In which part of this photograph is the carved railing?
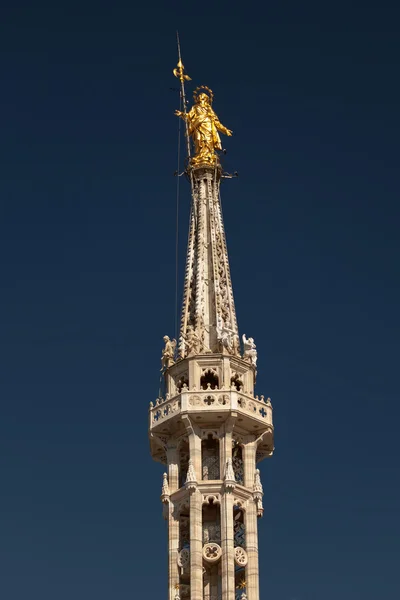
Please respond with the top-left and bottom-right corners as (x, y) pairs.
(149, 388), (273, 428)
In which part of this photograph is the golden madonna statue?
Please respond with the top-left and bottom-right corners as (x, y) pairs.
(175, 87), (232, 166)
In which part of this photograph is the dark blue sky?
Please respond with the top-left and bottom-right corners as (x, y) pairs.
(0, 1), (399, 599)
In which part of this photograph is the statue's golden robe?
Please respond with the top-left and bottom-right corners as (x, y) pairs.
(185, 102), (230, 165)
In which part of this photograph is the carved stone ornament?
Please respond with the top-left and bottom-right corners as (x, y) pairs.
(253, 468), (264, 517)
(177, 548), (190, 569)
(185, 458), (197, 491)
(224, 457), (236, 491)
(189, 395), (202, 407)
(253, 469), (263, 495)
(234, 546), (248, 567)
(255, 495), (264, 518)
(202, 542), (222, 563)
(161, 472), (170, 503)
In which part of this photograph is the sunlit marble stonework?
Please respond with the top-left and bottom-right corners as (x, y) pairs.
(149, 55), (274, 600)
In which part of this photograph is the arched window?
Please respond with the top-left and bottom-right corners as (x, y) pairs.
(230, 373), (243, 391)
(201, 369), (219, 390)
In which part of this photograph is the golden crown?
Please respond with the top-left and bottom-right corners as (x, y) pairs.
(193, 85), (214, 104)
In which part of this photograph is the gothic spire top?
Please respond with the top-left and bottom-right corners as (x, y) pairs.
(171, 45), (241, 359)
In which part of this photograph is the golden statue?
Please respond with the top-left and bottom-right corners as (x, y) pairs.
(175, 86), (232, 166)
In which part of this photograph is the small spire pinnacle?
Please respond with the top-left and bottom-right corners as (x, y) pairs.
(253, 468), (263, 495)
(225, 457), (236, 491)
(161, 472), (170, 502)
(185, 458), (197, 491)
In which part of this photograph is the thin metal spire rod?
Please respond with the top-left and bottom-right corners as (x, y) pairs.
(176, 31), (192, 163)
(174, 31), (197, 262)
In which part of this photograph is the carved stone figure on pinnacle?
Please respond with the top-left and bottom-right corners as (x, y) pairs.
(242, 334), (257, 367)
(175, 86), (232, 166)
(161, 335), (176, 371)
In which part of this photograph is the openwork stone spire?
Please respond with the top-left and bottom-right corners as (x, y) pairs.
(179, 165), (239, 358)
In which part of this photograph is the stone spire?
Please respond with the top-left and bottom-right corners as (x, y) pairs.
(178, 165), (240, 358)
(149, 50), (274, 600)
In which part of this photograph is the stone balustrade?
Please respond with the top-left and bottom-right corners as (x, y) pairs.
(149, 389), (273, 429)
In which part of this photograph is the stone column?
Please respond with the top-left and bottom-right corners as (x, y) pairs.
(182, 417), (203, 600)
(245, 499), (259, 600)
(221, 490), (234, 600)
(167, 445), (180, 600)
(242, 437), (256, 489)
(242, 437), (258, 600)
(168, 501), (180, 600)
(167, 444), (179, 493)
(190, 488), (203, 600)
(221, 417), (235, 600)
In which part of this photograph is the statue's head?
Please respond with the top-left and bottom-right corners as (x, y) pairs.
(197, 92), (210, 105)
(163, 335), (169, 342)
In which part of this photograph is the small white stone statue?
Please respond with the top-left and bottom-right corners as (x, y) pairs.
(216, 314), (234, 352)
(253, 468), (264, 517)
(178, 335), (186, 359)
(185, 325), (202, 356)
(161, 335), (176, 371)
(242, 334), (257, 367)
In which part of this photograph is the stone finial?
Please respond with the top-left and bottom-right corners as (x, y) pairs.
(255, 495), (264, 518)
(185, 459), (197, 491)
(224, 457), (236, 491)
(161, 472), (170, 503)
(253, 468), (263, 495)
(253, 469), (264, 517)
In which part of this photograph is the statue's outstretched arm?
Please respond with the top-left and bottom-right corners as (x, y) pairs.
(174, 110), (187, 120)
(214, 116), (233, 137)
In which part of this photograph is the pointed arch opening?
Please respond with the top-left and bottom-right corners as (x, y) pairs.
(201, 369), (219, 390)
(202, 434), (220, 480)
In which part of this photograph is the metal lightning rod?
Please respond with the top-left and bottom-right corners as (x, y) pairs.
(174, 31), (192, 163)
